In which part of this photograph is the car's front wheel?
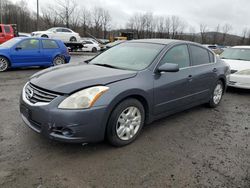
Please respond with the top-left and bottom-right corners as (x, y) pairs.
(53, 56), (66, 66)
(0, 56), (9, 72)
(106, 98), (145, 147)
(208, 80), (224, 108)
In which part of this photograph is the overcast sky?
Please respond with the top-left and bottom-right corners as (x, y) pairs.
(10, 0), (250, 35)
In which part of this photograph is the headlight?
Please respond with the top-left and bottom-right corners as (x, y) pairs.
(58, 86), (109, 109)
(235, 69), (250, 75)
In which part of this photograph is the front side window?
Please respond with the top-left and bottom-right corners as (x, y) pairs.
(90, 42), (164, 71)
(42, 40), (59, 49)
(16, 39), (39, 50)
(190, 45), (210, 66)
(56, 29), (63, 32)
(159, 44), (190, 68)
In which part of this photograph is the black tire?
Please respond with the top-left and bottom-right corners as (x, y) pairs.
(41, 34), (49, 38)
(0, 56), (10, 72)
(106, 98), (145, 147)
(208, 80), (224, 108)
(70, 37), (77, 42)
(92, 47), (97, 53)
(53, 56), (66, 66)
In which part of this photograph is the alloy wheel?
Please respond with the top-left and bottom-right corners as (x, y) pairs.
(0, 57), (9, 72)
(213, 83), (223, 104)
(116, 106), (142, 141)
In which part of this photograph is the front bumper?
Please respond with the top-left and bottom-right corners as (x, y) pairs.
(20, 92), (108, 143)
(228, 74), (250, 89)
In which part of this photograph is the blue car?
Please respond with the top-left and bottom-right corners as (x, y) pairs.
(0, 37), (71, 72)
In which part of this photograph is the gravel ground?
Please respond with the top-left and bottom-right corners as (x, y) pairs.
(0, 55), (249, 188)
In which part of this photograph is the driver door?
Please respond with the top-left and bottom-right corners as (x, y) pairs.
(153, 44), (194, 115)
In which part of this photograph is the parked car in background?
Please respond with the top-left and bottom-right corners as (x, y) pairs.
(20, 39), (229, 146)
(0, 24), (15, 44)
(31, 27), (81, 42)
(220, 46), (250, 89)
(0, 37), (70, 72)
(18, 32), (31, 37)
(82, 39), (101, 52)
(203, 44), (223, 54)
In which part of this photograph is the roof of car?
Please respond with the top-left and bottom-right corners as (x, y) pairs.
(232, 46), (250, 49)
(128, 39), (193, 45)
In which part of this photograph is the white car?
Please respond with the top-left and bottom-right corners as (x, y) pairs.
(82, 40), (101, 52)
(220, 46), (250, 89)
(31, 27), (81, 42)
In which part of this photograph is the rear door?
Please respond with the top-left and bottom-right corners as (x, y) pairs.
(41, 39), (60, 64)
(188, 44), (217, 101)
(10, 39), (44, 66)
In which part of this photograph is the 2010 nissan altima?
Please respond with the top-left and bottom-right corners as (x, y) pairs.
(20, 39), (230, 147)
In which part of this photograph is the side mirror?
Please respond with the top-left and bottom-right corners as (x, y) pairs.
(15, 47), (22, 51)
(157, 63), (179, 73)
(53, 30), (56, 33)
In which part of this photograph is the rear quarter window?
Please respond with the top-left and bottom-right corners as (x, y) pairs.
(4, 26), (11, 33)
(42, 40), (59, 49)
(190, 45), (210, 66)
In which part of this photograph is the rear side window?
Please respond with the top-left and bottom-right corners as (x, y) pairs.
(4, 26), (11, 33)
(190, 45), (210, 66)
(159, 44), (190, 68)
(62, 29), (71, 33)
(42, 40), (59, 49)
(17, 39), (39, 50)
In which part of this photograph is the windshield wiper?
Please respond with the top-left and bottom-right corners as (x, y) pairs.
(93, 63), (120, 69)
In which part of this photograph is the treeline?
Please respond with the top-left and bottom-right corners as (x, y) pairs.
(1, 0), (250, 46)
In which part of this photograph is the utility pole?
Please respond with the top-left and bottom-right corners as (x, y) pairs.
(37, 0), (39, 30)
(0, 0), (3, 24)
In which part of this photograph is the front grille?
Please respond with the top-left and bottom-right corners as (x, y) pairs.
(25, 83), (59, 104)
(231, 69), (238, 74)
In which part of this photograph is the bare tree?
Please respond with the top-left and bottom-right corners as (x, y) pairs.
(213, 24), (220, 44)
(200, 24), (208, 44)
(101, 10), (111, 39)
(222, 24), (232, 45)
(55, 0), (77, 28)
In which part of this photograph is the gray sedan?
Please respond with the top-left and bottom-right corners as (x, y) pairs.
(20, 39), (230, 147)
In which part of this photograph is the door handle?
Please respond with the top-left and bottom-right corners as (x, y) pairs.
(213, 68), (217, 72)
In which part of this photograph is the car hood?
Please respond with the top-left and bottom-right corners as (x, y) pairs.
(223, 59), (250, 71)
(29, 63), (137, 94)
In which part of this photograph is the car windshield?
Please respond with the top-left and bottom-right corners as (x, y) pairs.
(90, 42), (164, 71)
(220, 48), (250, 61)
(47, 28), (56, 31)
(0, 38), (22, 48)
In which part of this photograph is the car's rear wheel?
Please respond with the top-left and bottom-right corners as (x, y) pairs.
(41, 34), (49, 38)
(208, 80), (224, 108)
(92, 47), (97, 53)
(70, 37), (77, 42)
(106, 99), (145, 147)
(53, 56), (66, 66)
(0, 56), (9, 72)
